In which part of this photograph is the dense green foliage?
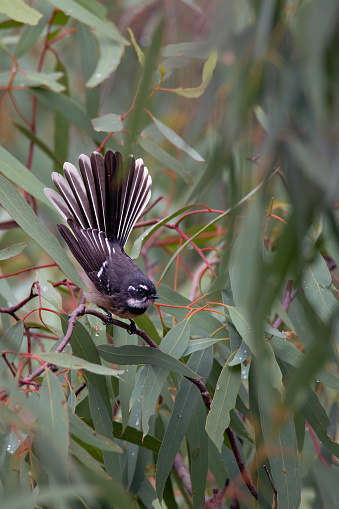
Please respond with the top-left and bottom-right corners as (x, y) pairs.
(0, 1), (338, 508)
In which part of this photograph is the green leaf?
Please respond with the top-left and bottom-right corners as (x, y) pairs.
(0, 145), (53, 207)
(0, 322), (24, 372)
(86, 35), (124, 88)
(138, 137), (194, 184)
(170, 49), (217, 98)
(77, 23), (100, 118)
(70, 438), (110, 479)
(254, 104), (269, 132)
(0, 0), (42, 25)
(0, 175), (85, 289)
(227, 340), (251, 366)
(46, 0), (128, 44)
(127, 27), (145, 67)
(258, 384), (301, 509)
(0, 242), (27, 260)
(312, 463), (339, 508)
(271, 336), (339, 390)
(88, 385), (122, 481)
(113, 326), (137, 430)
(205, 351), (241, 452)
(228, 306), (283, 390)
(148, 113), (204, 162)
(187, 398), (208, 509)
(38, 352), (124, 376)
(280, 361), (339, 460)
(98, 344), (200, 379)
(156, 347), (213, 500)
(32, 87), (101, 141)
(37, 272), (62, 310)
(66, 318), (123, 481)
(156, 284), (223, 335)
(35, 370), (70, 482)
(130, 205), (194, 259)
(69, 410), (122, 452)
(112, 422), (161, 453)
(135, 320), (191, 436)
(162, 42), (211, 58)
(14, 122), (63, 167)
(14, 1), (54, 57)
(160, 320), (191, 357)
(183, 337), (222, 356)
(61, 315), (113, 414)
(92, 113), (123, 133)
(302, 254), (337, 322)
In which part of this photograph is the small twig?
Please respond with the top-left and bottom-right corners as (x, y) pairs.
(306, 421), (327, 467)
(272, 280), (298, 330)
(189, 258), (220, 301)
(173, 453), (192, 496)
(19, 298), (87, 385)
(225, 428), (258, 500)
(13, 297), (258, 501)
(263, 465), (277, 509)
(0, 220), (18, 230)
(0, 285), (37, 317)
(84, 309), (160, 349)
(204, 479), (229, 508)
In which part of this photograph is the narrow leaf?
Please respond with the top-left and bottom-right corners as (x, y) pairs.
(0, 0), (42, 25)
(0, 175), (85, 289)
(0, 242), (27, 260)
(98, 344), (201, 379)
(149, 113), (204, 161)
(128, 27), (145, 67)
(0, 322), (24, 372)
(170, 49), (217, 98)
(187, 397), (208, 508)
(138, 137), (193, 184)
(302, 254), (337, 322)
(0, 145), (53, 207)
(69, 411), (121, 452)
(205, 352), (241, 452)
(86, 35), (124, 88)
(38, 352), (124, 377)
(92, 113), (123, 133)
(156, 347), (213, 500)
(46, 0), (128, 44)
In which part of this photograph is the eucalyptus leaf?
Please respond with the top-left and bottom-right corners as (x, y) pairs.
(0, 175), (85, 289)
(0, 0), (42, 25)
(149, 114), (204, 161)
(0, 242), (27, 260)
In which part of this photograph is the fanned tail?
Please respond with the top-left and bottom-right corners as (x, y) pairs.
(44, 150), (152, 248)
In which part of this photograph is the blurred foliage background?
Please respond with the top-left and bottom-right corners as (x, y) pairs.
(0, 0), (339, 508)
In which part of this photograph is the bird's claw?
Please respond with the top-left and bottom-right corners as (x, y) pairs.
(99, 307), (113, 326)
(128, 319), (136, 335)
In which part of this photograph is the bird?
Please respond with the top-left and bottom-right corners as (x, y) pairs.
(44, 150), (158, 330)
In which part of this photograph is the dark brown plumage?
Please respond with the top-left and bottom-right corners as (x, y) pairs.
(44, 150), (158, 320)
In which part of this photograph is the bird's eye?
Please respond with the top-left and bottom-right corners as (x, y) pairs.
(137, 287), (145, 295)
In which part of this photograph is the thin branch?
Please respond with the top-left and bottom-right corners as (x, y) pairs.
(173, 453), (192, 496)
(225, 428), (258, 500)
(272, 280), (298, 330)
(263, 465), (277, 509)
(13, 298), (258, 500)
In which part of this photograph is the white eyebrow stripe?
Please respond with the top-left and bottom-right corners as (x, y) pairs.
(139, 284), (148, 290)
(128, 285), (136, 291)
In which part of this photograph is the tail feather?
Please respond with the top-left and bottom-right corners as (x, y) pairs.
(44, 150), (152, 250)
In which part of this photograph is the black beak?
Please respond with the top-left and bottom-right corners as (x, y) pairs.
(152, 294), (159, 299)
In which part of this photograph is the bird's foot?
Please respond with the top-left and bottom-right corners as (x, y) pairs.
(99, 307), (113, 325)
(128, 319), (136, 335)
